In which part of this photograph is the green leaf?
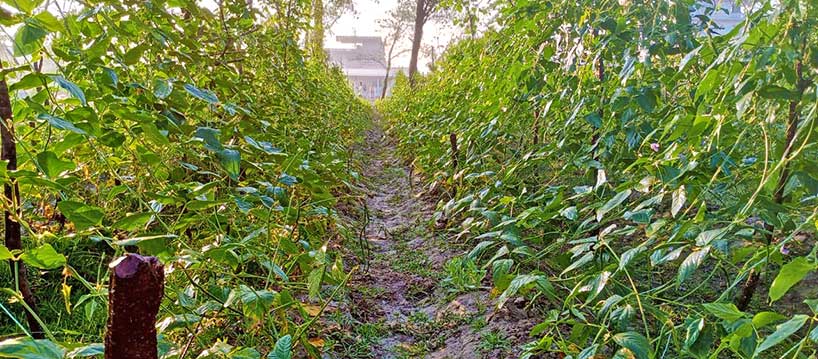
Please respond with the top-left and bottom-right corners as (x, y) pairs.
(769, 257), (815, 303)
(153, 78), (173, 99)
(99, 130), (126, 148)
(52, 76), (87, 106)
(619, 246), (645, 270)
(560, 206), (577, 220)
(612, 331), (651, 359)
(244, 136), (284, 155)
(2, 0), (45, 13)
(66, 343), (103, 358)
(597, 189), (632, 221)
(57, 200), (104, 230)
(562, 251), (594, 275)
(577, 345), (598, 359)
(20, 244), (66, 270)
(810, 326), (818, 343)
(0, 245), (14, 260)
(139, 122), (170, 146)
(684, 318), (704, 349)
(636, 88), (657, 113)
(623, 209), (653, 224)
(677, 247), (709, 285)
(113, 213), (153, 231)
(752, 311), (786, 328)
(754, 315), (808, 355)
(307, 266), (324, 300)
(10, 73), (50, 92)
(230, 285), (276, 322)
(112, 234), (177, 247)
(13, 23), (46, 56)
(219, 149), (241, 180)
(678, 45), (701, 71)
(194, 127), (223, 151)
(122, 43), (148, 65)
(267, 335), (291, 359)
(0, 337), (64, 359)
(156, 314), (201, 332)
(36, 151), (75, 178)
(230, 348), (261, 359)
(38, 113), (87, 135)
(497, 274), (551, 308)
(184, 83), (219, 104)
(584, 112), (601, 128)
(758, 85), (797, 100)
(694, 227), (728, 247)
(30, 12), (61, 32)
(671, 186), (685, 218)
(702, 302), (744, 321)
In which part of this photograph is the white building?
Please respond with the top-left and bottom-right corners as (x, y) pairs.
(326, 36), (405, 101)
(694, 0), (753, 34)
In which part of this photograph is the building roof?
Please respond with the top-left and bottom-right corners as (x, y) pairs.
(326, 35), (386, 71)
(343, 68), (406, 78)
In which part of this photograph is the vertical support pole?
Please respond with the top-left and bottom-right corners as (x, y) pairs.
(408, 164), (414, 194)
(449, 132), (458, 171)
(0, 62), (43, 338)
(105, 254), (164, 359)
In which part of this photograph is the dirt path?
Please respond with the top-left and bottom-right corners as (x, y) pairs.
(326, 122), (536, 358)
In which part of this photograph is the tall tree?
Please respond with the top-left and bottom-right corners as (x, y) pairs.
(324, 0), (356, 30)
(310, 0), (326, 60)
(378, 2), (414, 98)
(408, 0), (439, 83)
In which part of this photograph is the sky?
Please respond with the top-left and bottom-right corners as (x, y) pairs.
(327, 0), (455, 70)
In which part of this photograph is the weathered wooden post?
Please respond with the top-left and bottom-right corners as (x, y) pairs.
(105, 254), (164, 359)
(449, 132), (459, 171)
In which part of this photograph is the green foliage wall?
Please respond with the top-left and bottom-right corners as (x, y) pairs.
(381, 0), (818, 357)
(0, 0), (369, 357)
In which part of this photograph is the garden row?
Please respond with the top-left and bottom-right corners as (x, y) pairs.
(0, 0), (369, 357)
(380, 0), (818, 357)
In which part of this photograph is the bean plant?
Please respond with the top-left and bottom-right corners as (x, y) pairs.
(381, 0), (818, 357)
(0, 0), (369, 357)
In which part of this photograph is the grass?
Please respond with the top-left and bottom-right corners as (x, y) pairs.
(470, 317), (487, 332)
(324, 314), (386, 358)
(477, 330), (511, 354)
(356, 284), (386, 301)
(441, 257), (486, 296)
(388, 241), (439, 280)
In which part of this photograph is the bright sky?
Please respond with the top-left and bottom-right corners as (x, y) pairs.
(327, 0), (455, 71)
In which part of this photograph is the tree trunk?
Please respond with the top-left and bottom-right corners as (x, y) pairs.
(105, 254), (164, 359)
(408, 0), (425, 84)
(735, 59), (805, 311)
(310, 0), (325, 60)
(0, 65), (43, 339)
(381, 40), (397, 99)
(381, 61), (392, 99)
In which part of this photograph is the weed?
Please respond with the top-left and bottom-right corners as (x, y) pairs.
(470, 317), (487, 332)
(441, 257), (486, 295)
(477, 330), (511, 354)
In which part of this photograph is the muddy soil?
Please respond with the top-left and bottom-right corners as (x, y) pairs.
(323, 123), (538, 359)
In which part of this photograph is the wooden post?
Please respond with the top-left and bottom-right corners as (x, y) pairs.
(105, 254), (164, 359)
(408, 164), (414, 194)
(1, 62), (43, 338)
(449, 132), (458, 171)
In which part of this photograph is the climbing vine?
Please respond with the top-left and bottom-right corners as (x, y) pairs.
(0, 0), (369, 357)
(382, 0), (818, 357)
